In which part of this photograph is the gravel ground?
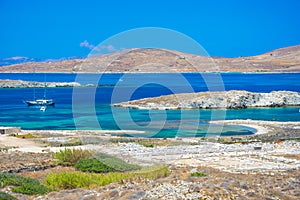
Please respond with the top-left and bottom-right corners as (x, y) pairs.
(1, 120), (299, 199)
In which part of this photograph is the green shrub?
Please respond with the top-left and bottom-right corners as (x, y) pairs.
(75, 156), (141, 173)
(75, 158), (115, 173)
(52, 148), (92, 166)
(0, 191), (16, 200)
(12, 181), (49, 195)
(190, 171), (207, 177)
(0, 172), (49, 195)
(93, 153), (141, 172)
(46, 165), (170, 190)
(45, 171), (99, 190)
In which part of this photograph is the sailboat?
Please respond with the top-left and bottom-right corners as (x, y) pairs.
(25, 98), (55, 106)
(25, 74), (55, 106)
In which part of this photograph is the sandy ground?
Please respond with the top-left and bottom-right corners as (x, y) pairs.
(211, 119), (271, 135)
(0, 129), (145, 153)
(1, 120), (299, 172)
(212, 119), (300, 135)
(0, 134), (45, 152)
(1, 119), (300, 153)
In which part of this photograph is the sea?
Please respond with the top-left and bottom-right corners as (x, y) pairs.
(0, 73), (299, 138)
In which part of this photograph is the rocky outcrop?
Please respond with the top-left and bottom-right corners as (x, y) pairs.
(0, 79), (81, 88)
(113, 90), (300, 109)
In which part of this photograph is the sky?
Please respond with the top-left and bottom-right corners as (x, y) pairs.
(0, 0), (300, 60)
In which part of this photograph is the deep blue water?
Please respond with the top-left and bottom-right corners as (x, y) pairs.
(1, 73), (300, 92)
(0, 73), (299, 138)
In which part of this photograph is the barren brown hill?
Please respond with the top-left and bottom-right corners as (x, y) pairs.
(1, 45), (300, 73)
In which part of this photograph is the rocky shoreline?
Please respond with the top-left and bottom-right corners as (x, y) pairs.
(0, 79), (81, 88)
(113, 90), (300, 109)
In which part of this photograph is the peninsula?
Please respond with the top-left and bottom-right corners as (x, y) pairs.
(113, 90), (300, 109)
(0, 79), (81, 88)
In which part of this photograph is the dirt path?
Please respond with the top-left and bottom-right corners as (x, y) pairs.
(0, 135), (45, 153)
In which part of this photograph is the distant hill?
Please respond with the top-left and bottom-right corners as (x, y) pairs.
(0, 57), (38, 66)
(0, 45), (299, 73)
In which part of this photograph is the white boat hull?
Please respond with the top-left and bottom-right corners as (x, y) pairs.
(25, 99), (55, 106)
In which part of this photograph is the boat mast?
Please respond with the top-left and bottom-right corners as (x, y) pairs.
(33, 67), (36, 100)
(43, 73), (47, 99)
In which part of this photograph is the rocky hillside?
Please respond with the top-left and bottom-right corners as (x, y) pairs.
(113, 90), (300, 109)
(0, 45), (300, 73)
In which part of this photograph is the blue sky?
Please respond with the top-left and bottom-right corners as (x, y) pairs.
(1, 0), (300, 60)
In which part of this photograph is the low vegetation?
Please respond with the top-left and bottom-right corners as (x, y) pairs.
(52, 148), (92, 166)
(74, 158), (115, 173)
(16, 133), (37, 139)
(75, 156), (141, 173)
(49, 140), (83, 147)
(136, 140), (155, 147)
(53, 149), (141, 172)
(0, 191), (16, 200)
(109, 137), (190, 147)
(190, 171), (207, 177)
(0, 149), (170, 196)
(45, 165), (170, 190)
(0, 172), (49, 195)
(93, 152), (141, 172)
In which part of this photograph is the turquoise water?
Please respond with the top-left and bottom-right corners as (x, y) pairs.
(0, 73), (299, 137)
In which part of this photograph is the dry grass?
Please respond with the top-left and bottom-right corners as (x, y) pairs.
(16, 133), (37, 139)
(19, 166), (75, 182)
(10, 163), (300, 199)
(274, 154), (300, 160)
(165, 165), (300, 199)
(110, 137), (192, 147)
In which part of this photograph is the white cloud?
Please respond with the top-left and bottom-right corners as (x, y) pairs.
(94, 44), (117, 52)
(106, 45), (116, 52)
(80, 40), (118, 53)
(79, 40), (118, 54)
(3, 56), (29, 61)
(80, 40), (95, 50)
